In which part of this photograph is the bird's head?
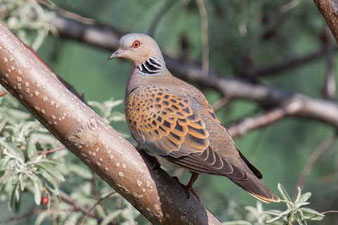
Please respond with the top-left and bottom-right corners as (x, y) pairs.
(108, 33), (164, 66)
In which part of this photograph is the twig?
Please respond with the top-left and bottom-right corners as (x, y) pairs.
(295, 134), (336, 193)
(212, 96), (231, 112)
(148, 0), (176, 36)
(59, 191), (98, 219)
(90, 172), (108, 215)
(280, 0), (302, 13)
(60, 191), (116, 225)
(195, 0), (209, 76)
(237, 47), (337, 78)
(0, 90), (7, 97)
(322, 210), (338, 214)
(0, 208), (47, 225)
(322, 26), (336, 100)
(37, 0), (95, 25)
(227, 105), (299, 138)
(39, 146), (65, 156)
(78, 191), (116, 225)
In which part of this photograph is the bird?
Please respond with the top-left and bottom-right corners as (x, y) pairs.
(108, 33), (280, 203)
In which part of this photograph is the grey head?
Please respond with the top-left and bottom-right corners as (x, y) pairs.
(108, 33), (166, 76)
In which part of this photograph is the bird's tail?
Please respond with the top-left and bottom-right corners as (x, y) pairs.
(226, 154), (279, 203)
(233, 151), (280, 203)
(231, 174), (280, 203)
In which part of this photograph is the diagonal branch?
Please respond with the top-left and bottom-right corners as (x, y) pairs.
(314, 0), (338, 43)
(295, 133), (336, 191)
(237, 46), (337, 78)
(47, 12), (338, 130)
(227, 107), (289, 138)
(0, 23), (221, 225)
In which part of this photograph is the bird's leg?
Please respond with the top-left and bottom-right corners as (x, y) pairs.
(172, 172), (200, 201)
(184, 172), (200, 201)
(136, 145), (161, 170)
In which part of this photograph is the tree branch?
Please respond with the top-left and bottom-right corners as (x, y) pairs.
(148, 0), (176, 36)
(322, 26), (336, 100)
(50, 12), (335, 78)
(195, 0), (209, 75)
(295, 133), (336, 193)
(78, 191), (116, 225)
(227, 107), (288, 138)
(59, 191), (99, 220)
(314, 0), (338, 43)
(47, 12), (338, 130)
(238, 46), (337, 78)
(0, 23), (221, 225)
(0, 90), (7, 97)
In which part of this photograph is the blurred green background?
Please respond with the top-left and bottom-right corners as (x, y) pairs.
(1, 0), (338, 224)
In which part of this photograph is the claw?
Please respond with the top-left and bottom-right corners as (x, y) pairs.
(172, 173), (201, 202)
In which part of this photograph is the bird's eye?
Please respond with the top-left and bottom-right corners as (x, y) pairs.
(131, 40), (141, 48)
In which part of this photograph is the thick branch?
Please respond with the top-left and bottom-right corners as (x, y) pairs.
(0, 23), (221, 225)
(49, 13), (338, 130)
(314, 0), (338, 43)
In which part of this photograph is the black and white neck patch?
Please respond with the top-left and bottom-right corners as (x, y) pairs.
(138, 57), (163, 75)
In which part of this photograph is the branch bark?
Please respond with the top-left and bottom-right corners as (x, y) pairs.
(314, 0), (338, 43)
(227, 107), (288, 138)
(0, 23), (221, 225)
(48, 13), (338, 130)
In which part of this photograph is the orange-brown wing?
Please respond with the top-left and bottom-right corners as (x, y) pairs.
(125, 86), (209, 157)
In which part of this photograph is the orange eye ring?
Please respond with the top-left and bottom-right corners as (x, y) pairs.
(132, 40), (141, 48)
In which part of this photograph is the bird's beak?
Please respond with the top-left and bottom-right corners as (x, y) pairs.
(108, 48), (125, 60)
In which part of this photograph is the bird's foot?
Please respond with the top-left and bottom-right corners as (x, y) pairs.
(171, 174), (201, 202)
(184, 185), (201, 202)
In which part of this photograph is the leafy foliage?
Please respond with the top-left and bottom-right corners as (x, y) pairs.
(0, 91), (141, 224)
(0, 0), (56, 50)
(0, 90), (64, 208)
(224, 184), (324, 225)
(88, 98), (125, 125)
(265, 184), (324, 225)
